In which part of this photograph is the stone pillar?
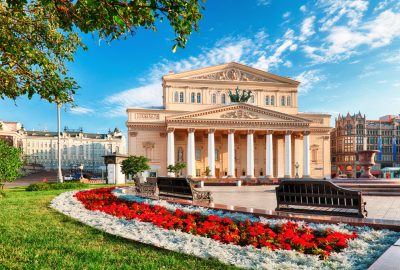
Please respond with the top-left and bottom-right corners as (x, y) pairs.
(284, 131), (292, 178)
(207, 129), (215, 177)
(187, 128), (196, 177)
(247, 130), (255, 178)
(265, 130), (274, 178)
(303, 131), (310, 178)
(227, 129), (235, 177)
(167, 128), (175, 176)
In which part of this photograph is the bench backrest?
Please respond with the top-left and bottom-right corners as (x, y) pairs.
(157, 177), (193, 200)
(276, 180), (362, 210)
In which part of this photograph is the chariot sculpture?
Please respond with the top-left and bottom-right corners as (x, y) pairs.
(228, 86), (252, 103)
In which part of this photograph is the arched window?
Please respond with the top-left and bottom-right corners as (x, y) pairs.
(287, 96), (291, 106)
(221, 94), (226, 104)
(179, 92), (184, 103)
(265, 96), (269, 106)
(346, 124), (352, 135)
(174, 92), (179, 103)
(250, 95), (255, 103)
(191, 93), (195, 103)
(271, 96), (275, 105)
(211, 93), (216, 104)
(281, 96), (285, 106)
(197, 93), (201, 103)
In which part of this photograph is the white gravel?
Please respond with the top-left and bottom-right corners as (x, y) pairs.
(50, 189), (400, 270)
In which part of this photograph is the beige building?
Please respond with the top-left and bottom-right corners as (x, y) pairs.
(126, 62), (331, 179)
(0, 121), (25, 148)
(22, 128), (126, 172)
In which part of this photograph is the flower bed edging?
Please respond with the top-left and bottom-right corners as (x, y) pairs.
(50, 189), (400, 270)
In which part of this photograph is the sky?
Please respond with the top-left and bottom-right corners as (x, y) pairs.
(1, 0), (400, 135)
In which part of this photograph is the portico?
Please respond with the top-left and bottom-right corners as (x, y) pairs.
(126, 62), (331, 179)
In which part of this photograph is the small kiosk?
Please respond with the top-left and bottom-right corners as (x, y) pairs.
(103, 153), (128, 184)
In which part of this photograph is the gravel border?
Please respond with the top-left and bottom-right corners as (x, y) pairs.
(50, 190), (400, 269)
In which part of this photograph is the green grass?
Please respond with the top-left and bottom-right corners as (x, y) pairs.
(0, 186), (239, 270)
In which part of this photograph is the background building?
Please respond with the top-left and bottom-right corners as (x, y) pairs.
(0, 121), (126, 173)
(127, 62), (332, 179)
(23, 127), (126, 173)
(331, 113), (400, 178)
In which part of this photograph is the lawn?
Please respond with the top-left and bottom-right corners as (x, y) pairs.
(0, 186), (239, 270)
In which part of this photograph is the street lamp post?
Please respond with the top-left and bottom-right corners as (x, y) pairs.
(79, 163), (84, 180)
(295, 162), (299, 178)
(57, 102), (63, 183)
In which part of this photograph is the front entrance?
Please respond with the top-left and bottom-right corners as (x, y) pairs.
(215, 168), (220, 178)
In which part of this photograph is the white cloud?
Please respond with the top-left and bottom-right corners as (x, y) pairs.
(257, 0), (270, 6)
(300, 5), (307, 12)
(294, 70), (324, 94)
(300, 16), (316, 41)
(382, 50), (400, 64)
(305, 10), (400, 63)
(283, 12), (291, 18)
(69, 107), (94, 115)
(104, 83), (163, 117)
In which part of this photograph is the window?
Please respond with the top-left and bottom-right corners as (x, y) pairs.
(211, 94), (216, 104)
(287, 96), (291, 106)
(215, 149), (219, 161)
(346, 124), (352, 135)
(174, 92), (179, 103)
(221, 94), (226, 104)
(271, 96), (275, 105)
(115, 146), (119, 154)
(191, 93), (195, 103)
(281, 96), (285, 106)
(196, 93), (201, 103)
(179, 92), (184, 103)
(265, 96), (269, 106)
(195, 148), (201, 160)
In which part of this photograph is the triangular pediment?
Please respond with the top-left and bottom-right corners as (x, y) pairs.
(167, 103), (311, 123)
(163, 62), (299, 85)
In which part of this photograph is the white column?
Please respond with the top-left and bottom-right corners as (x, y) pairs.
(227, 129), (235, 177)
(266, 131), (273, 178)
(247, 130), (254, 178)
(303, 131), (310, 178)
(167, 128), (175, 176)
(207, 129), (215, 177)
(284, 131), (292, 178)
(187, 128), (196, 177)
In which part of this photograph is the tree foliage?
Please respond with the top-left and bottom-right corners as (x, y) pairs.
(0, 140), (23, 190)
(121, 155), (150, 177)
(167, 162), (186, 176)
(0, 0), (204, 104)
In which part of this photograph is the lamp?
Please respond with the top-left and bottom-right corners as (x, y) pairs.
(79, 163), (84, 180)
(295, 162), (299, 178)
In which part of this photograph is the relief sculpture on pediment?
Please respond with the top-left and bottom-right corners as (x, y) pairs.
(220, 110), (259, 119)
(191, 68), (274, 82)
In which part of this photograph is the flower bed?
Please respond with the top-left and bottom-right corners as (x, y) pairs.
(51, 188), (400, 269)
(75, 187), (356, 258)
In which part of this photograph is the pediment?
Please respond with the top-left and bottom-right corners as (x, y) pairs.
(167, 103), (311, 123)
(163, 62), (299, 85)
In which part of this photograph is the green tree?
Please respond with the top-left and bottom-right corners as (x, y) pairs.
(167, 162), (186, 176)
(121, 155), (150, 177)
(0, 140), (23, 191)
(0, 0), (205, 104)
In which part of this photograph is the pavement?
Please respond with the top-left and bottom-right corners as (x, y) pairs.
(4, 171), (57, 188)
(199, 185), (400, 221)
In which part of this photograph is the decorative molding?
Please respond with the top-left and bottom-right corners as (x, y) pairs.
(129, 132), (138, 137)
(220, 109), (259, 119)
(247, 129), (255, 134)
(142, 141), (155, 148)
(285, 130), (293, 135)
(208, 128), (215, 134)
(166, 127), (175, 133)
(303, 131), (311, 136)
(190, 68), (276, 83)
(135, 113), (160, 120)
(188, 128), (196, 133)
(228, 129), (235, 134)
(159, 132), (166, 138)
(266, 130), (274, 135)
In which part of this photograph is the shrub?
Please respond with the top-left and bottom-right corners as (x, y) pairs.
(26, 182), (88, 191)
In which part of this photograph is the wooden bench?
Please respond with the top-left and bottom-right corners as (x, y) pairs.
(157, 177), (213, 203)
(134, 177), (157, 196)
(275, 179), (367, 218)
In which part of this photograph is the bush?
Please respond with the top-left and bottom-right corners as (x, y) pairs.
(26, 182), (88, 191)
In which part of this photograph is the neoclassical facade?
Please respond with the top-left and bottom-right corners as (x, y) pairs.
(127, 62), (331, 179)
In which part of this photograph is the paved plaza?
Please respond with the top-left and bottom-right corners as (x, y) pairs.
(200, 185), (400, 221)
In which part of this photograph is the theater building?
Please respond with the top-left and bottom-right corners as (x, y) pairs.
(126, 62), (331, 179)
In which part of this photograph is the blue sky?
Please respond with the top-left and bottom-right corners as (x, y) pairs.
(1, 0), (400, 134)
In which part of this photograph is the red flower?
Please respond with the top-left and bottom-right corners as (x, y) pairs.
(73, 188), (357, 259)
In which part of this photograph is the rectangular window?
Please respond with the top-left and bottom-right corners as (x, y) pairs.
(265, 96), (269, 106)
(195, 149), (201, 161)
